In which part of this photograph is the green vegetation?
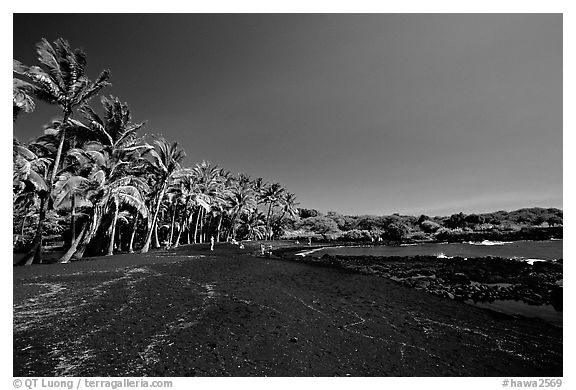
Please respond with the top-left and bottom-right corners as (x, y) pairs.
(281, 208), (562, 243)
(13, 38), (300, 265)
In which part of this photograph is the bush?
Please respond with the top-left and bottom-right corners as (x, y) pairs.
(383, 222), (410, 240)
(409, 231), (430, 241)
(339, 229), (372, 242)
(298, 208), (320, 218)
(295, 216), (341, 235)
(420, 220), (441, 233)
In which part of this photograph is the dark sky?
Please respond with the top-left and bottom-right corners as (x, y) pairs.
(13, 14), (562, 216)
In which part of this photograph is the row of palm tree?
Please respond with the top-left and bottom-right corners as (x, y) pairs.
(13, 37), (300, 265)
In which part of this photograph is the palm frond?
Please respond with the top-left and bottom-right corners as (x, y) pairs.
(147, 148), (168, 174)
(85, 150), (106, 167)
(13, 79), (36, 114)
(73, 69), (111, 105)
(90, 170), (106, 186)
(26, 66), (64, 104)
(13, 59), (29, 75)
(35, 38), (65, 90)
(53, 174), (90, 209)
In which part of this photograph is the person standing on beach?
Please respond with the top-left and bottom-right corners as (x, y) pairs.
(210, 236), (215, 251)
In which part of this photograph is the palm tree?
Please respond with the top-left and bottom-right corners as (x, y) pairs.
(170, 169), (214, 246)
(55, 141), (149, 262)
(212, 187), (232, 242)
(170, 171), (196, 246)
(127, 212), (141, 253)
(140, 138), (185, 253)
(106, 184), (148, 256)
(57, 168), (106, 263)
(192, 161), (223, 243)
(275, 191), (300, 236)
(163, 187), (180, 248)
(225, 183), (257, 241)
(52, 172), (91, 246)
(239, 211), (267, 240)
(17, 38), (111, 264)
(22, 38), (111, 187)
(81, 95), (147, 157)
(261, 182), (286, 240)
(13, 201), (38, 249)
(115, 211), (133, 252)
(13, 140), (51, 265)
(53, 95), (149, 257)
(13, 139), (51, 194)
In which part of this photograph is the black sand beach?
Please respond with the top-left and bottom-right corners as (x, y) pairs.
(13, 242), (562, 377)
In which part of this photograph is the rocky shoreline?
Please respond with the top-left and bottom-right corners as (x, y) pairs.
(277, 251), (563, 314)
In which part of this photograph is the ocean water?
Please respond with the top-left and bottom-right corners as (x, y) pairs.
(310, 240), (563, 261)
(304, 240), (563, 324)
(465, 300), (562, 327)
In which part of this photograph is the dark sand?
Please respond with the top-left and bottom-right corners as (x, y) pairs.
(13, 242), (562, 377)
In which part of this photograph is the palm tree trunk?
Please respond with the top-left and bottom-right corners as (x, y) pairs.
(49, 112), (69, 189)
(174, 212), (186, 247)
(17, 194), (47, 266)
(73, 203), (105, 260)
(117, 226), (122, 252)
(19, 215), (28, 245)
(168, 204), (177, 247)
(198, 208), (204, 243)
(58, 224), (88, 264)
(205, 210), (209, 242)
(180, 209), (189, 245)
(141, 183), (167, 253)
(24, 113), (71, 265)
(225, 211), (239, 241)
(157, 207), (165, 247)
(174, 224), (182, 248)
(107, 200), (119, 256)
(193, 207), (201, 244)
(128, 213), (139, 253)
(216, 212), (223, 242)
(265, 202), (273, 240)
(19, 113), (72, 266)
(71, 195), (76, 245)
(202, 212), (207, 243)
(207, 213), (213, 242)
(188, 211), (194, 244)
(153, 223), (160, 248)
(225, 213), (233, 242)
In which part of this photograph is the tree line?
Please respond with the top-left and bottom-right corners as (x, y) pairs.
(13, 38), (300, 265)
(284, 207), (563, 242)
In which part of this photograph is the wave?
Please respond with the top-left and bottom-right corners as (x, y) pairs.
(294, 247), (326, 257)
(466, 240), (513, 246)
(294, 245), (364, 257)
(507, 256), (549, 265)
(524, 258), (548, 265)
